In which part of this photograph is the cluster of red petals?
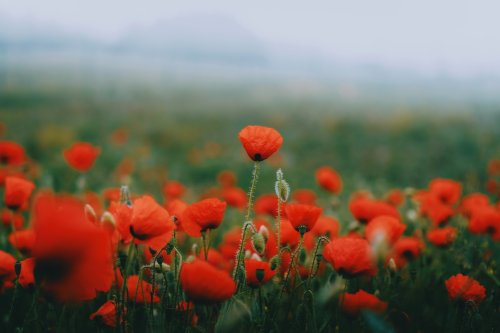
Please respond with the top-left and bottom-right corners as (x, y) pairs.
(309, 216), (340, 240)
(414, 190), (454, 226)
(365, 215), (406, 245)
(222, 187), (247, 209)
(315, 166), (342, 194)
(285, 203), (322, 233)
(63, 142), (101, 172)
(90, 300), (120, 327)
(292, 189), (317, 205)
(254, 194), (285, 218)
(349, 196), (400, 224)
(279, 219), (301, 248)
(9, 229), (36, 255)
(129, 195), (175, 249)
(32, 192), (114, 301)
(385, 188), (405, 207)
(180, 259), (236, 303)
(162, 180), (186, 200)
(429, 178), (462, 206)
(1, 208), (24, 229)
(340, 290), (388, 316)
(126, 275), (160, 304)
(427, 227), (457, 247)
(459, 193), (490, 218)
(0, 250), (16, 291)
(0, 141), (26, 166)
(467, 206), (500, 241)
(198, 248), (232, 272)
(238, 125), (283, 162)
(390, 237), (425, 268)
(445, 274), (486, 305)
(323, 237), (376, 278)
(181, 198), (226, 237)
(245, 258), (275, 287)
(4, 176), (35, 210)
(18, 258), (36, 289)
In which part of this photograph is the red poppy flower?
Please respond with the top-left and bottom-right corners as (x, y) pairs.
(390, 237), (425, 268)
(445, 274), (486, 305)
(468, 206), (500, 240)
(217, 170), (237, 188)
(0, 141), (26, 166)
(323, 237), (376, 278)
(427, 227), (457, 247)
(126, 275), (160, 304)
(349, 197), (400, 224)
(162, 180), (186, 200)
(18, 257), (35, 289)
(129, 195), (175, 248)
(1, 208), (24, 229)
(4, 176), (35, 210)
(310, 216), (340, 240)
(180, 259), (236, 303)
(292, 189), (317, 205)
(0, 250), (16, 286)
(488, 159), (500, 176)
(9, 229), (36, 255)
(429, 178), (462, 206)
(90, 300), (121, 327)
(181, 198), (226, 237)
(280, 219), (301, 248)
(218, 227), (242, 260)
(238, 125), (283, 161)
(459, 193), (489, 218)
(315, 166), (342, 194)
(198, 248), (232, 272)
(365, 215), (406, 245)
(385, 189), (405, 207)
(245, 258), (275, 287)
(340, 290), (388, 316)
(285, 204), (322, 235)
(32, 192), (114, 301)
(254, 194), (285, 218)
(63, 142), (101, 172)
(222, 187), (247, 209)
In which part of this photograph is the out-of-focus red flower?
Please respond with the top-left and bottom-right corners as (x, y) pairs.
(219, 227), (241, 261)
(103, 188), (122, 203)
(292, 189), (317, 205)
(349, 197), (400, 224)
(18, 257), (35, 289)
(162, 180), (186, 200)
(365, 215), (406, 245)
(427, 227), (457, 247)
(222, 187), (247, 209)
(340, 290), (388, 316)
(385, 189), (405, 207)
(217, 170), (237, 188)
(310, 216), (340, 240)
(254, 194), (285, 218)
(445, 274), (486, 305)
(110, 128), (129, 146)
(0, 250), (16, 287)
(488, 159), (500, 176)
(315, 166), (342, 194)
(4, 176), (35, 210)
(414, 191), (455, 226)
(90, 300), (121, 327)
(1, 208), (24, 229)
(323, 237), (376, 278)
(63, 142), (101, 172)
(165, 199), (188, 230)
(245, 258), (275, 287)
(390, 237), (425, 268)
(181, 198), (226, 237)
(468, 206), (500, 241)
(126, 275), (160, 304)
(0, 141), (26, 166)
(280, 219), (301, 248)
(32, 192), (114, 301)
(285, 203), (322, 234)
(9, 229), (36, 255)
(429, 178), (462, 205)
(238, 125), (283, 162)
(459, 193), (490, 218)
(198, 248), (232, 272)
(129, 195), (175, 249)
(180, 259), (236, 303)
(485, 179), (499, 195)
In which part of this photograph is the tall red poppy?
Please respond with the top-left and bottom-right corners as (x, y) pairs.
(254, 194), (285, 218)
(445, 274), (486, 305)
(9, 229), (36, 255)
(238, 125), (283, 161)
(323, 237), (376, 278)
(315, 166), (342, 194)
(181, 198), (226, 237)
(365, 215), (406, 245)
(468, 206), (500, 240)
(180, 259), (236, 303)
(340, 290), (388, 315)
(162, 180), (186, 200)
(0, 141), (26, 166)
(222, 187), (247, 209)
(459, 193), (489, 217)
(63, 142), (101, 172)
(4, 176), (35, 210)
(285, 203), (322, 235)
(245, 258), (275, 287)
(18, 257), (35, 289)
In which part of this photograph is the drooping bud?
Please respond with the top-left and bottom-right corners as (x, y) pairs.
(258, 225), (269, 242)
(244, 250), (252, 259)
(270, 255), (280, 271)
(252, 232), (266, 255)
(275, 169), (290, 202)
(84, 204), (98, 225)
(120, 185), (132, 207)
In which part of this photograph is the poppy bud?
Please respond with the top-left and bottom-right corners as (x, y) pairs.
(244, 250), (252, 259)
(388, 258), (397, 272)
(270, 255), (279, 271)
(250, 253), (261, 261)
(258, 225), (269, 242)
(298, 248), (307, 264)
(275, 169), (290, 202)
(190, 244), (198, 256)
(120, 185), (132, 206)
(84, 204), (97, 224)
(252, 232), (266, 255)
(100, 211), (116, 231)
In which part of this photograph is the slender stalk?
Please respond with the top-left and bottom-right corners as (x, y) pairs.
(201, 231), (209, 261)
(275, 195), (282, 276)
(280, 235), (304, 300)
(120, 242), (135, 332)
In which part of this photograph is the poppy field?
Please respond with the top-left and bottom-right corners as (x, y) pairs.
(0, 86), (500, 333)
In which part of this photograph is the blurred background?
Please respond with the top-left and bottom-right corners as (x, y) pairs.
(1, 0), (499, 196)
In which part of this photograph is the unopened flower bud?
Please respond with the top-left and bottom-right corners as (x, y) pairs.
(100, 211), (116, 231)
(275, 169), (290, 202)
(252, 232), (266, 255)
(250, 253), (262, 261)
(120, 185), (132, 206)
(258, 225), (269, 242)
(244, 250), (252, 259)
(388, 258), (397, 272)
(84, 204), (98, 225)
(270, 255), (280, 271)
(190, 243), (198, 256)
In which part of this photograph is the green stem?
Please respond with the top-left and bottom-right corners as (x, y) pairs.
(276, 196), (282, 276)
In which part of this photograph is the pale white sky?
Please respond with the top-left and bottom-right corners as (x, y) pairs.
(1, 0), (500, 75)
